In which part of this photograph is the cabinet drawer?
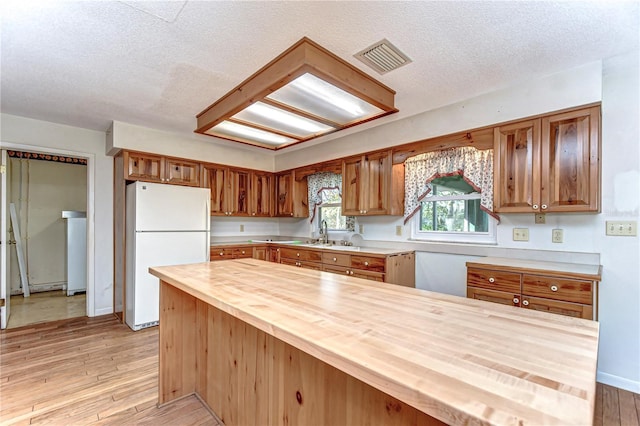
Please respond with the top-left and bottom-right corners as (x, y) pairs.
(233, 247), (253, 259)
(522, 275), (593, 305)
(210, 247), (233, 260)
(351, 269), (385, 282)
(282, 258), (322, 270)
(351, 255), (385, 273)
(521, 296), (593, 320)
(323, 264), (352, 276)
(466, 268), (521, 293)
(467, 287), (520, 307)
(322, 252), (351, 267)
(279, 248), (322, 262)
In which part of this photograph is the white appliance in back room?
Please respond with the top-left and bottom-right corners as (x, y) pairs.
(125, 181), (210, 331)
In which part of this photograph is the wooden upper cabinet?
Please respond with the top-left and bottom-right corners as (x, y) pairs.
(203, 165), (250, 216)
(123, 151), (200, 187)
(275, 171), (308, 217)
(123, 151), (164, 183)
(541, 107), (600, 212)
(494, 120), (541, 212)
(342, 150), (402, 216)
(494, 106), (600, 213)
(250, 172), (273, 217)
(165, 157), (200, 187)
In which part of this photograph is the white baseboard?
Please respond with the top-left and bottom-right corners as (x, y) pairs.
(597, 371), (640, 393)
(93, 307), (114, 317)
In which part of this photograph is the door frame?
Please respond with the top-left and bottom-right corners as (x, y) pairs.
(1, 149), (8, 328)
(1, 143), (96, 326)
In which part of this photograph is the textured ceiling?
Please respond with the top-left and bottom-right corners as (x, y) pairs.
(1, 1), (638, 149)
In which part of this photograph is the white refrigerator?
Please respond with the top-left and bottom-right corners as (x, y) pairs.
(125, 181), (210, 331)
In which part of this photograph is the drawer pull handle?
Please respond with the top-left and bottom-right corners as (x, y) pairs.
(350, 271), (354, 275)
(513, 297), (520, 304)
(522, 300), (529, 306)
(541, 204), (548, 210)
(346, 270), (350, 274)
(219, 252), (224, 256)
(333, 257), (337, 262)
(297, 253), (300, 257)
(364, 261), (369, 266)
(488, 277), (495, 283)
(533, 204), (539, 210)
(550, 285), (558, 292)
(241, 251), (245, 255)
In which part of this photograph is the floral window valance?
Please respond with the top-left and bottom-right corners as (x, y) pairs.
(403, 146), (498, 224)
(307, 172), (355, 231)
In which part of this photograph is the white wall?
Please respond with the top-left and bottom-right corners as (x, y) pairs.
(0, 114), (113, 316)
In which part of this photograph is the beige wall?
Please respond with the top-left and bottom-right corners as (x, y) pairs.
(8, 158), (87, 293)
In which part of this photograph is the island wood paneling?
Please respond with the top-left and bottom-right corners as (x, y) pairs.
(151, 259), (601, 425)
(160, 280), (445, 425)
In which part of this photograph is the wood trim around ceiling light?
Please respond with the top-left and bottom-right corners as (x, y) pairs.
(195, 37), (397, 147)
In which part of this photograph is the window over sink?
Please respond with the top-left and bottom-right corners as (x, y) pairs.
(411, 175), (497, 244)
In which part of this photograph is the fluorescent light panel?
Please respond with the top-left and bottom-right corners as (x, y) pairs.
(233, 101), (334, 138)
(206, 121), (297, 146)
(267, 73), (383, 125)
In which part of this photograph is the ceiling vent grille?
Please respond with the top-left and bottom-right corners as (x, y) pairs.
(354, 39), (412, 75)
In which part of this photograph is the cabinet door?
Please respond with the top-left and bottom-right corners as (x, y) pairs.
(250, 172), (273, 217)
(541, 107), (600, 212)
(363, 151), (391, 215)
(253, 246), (267, 261)
(228, 169), (250, 216)
(521, 296), (593, 320)
(494, 120), (541, 212)
(204, 166), (228, 215)
(276, 172), (294, 216)
(165, 158), (200, 187)
(124, 152), (163, 183)
(342, 156), (364, 215)
(467, 287), (521, 307)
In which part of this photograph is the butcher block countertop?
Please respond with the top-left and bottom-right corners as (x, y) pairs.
(149, 259), (600, 426)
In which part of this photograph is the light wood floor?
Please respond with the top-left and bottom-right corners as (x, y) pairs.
(1, 315), (638, 426)
(8, 290), (86, 329)
(0, 315), (218, 425)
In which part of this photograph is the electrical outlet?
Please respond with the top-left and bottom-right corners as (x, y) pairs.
(552, 229), (563, 243)
(513, 228), (529, 241)
(359, 224), (364, 234)
(240, 224), (244, 232)
(535, 213), (546, 224)
(606, 221), (637, 236)
(395, 225), (402, 236)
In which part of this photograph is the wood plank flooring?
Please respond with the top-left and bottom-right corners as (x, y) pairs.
(8, 291), (86, 329)
(0, 315), (218, 425)
(1, 314), (638, 425)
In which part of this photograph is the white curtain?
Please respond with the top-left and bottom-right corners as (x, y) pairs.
(403, 147), (498, 224)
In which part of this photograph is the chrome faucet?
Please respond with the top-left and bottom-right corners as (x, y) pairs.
(320, 220), (329, 244)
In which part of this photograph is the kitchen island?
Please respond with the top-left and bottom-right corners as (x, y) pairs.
(149, 259), (599, 425)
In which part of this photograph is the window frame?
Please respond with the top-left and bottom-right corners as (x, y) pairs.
(411, 190), (497, 244)
(318, 201), (350, 232)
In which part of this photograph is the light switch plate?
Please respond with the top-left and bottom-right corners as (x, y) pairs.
(513, 228), (529, 241)
(359, 224), (364, 234)
(606, 221), (637, 236)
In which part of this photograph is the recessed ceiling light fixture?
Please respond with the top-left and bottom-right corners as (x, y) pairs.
(195, 37), (398, 150)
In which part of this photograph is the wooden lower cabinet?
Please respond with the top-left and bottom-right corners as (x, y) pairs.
(211, 244), (414, 287)
(210, 246), (253, 261)
(466, 259), (601, 320)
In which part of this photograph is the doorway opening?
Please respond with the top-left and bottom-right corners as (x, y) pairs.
(2, 149), (90, 328)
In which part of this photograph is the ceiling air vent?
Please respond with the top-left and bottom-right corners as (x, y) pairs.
(354, 39), (412, 75)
